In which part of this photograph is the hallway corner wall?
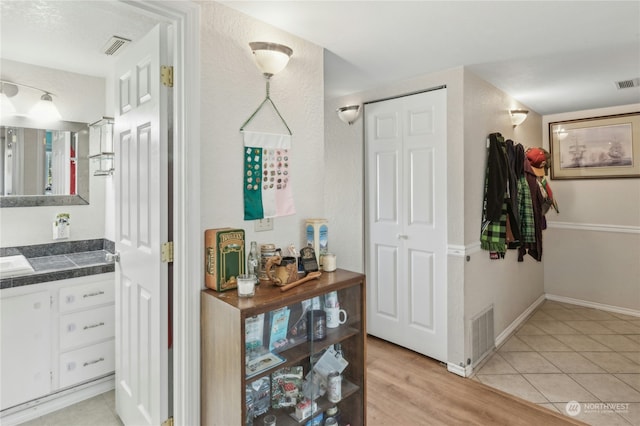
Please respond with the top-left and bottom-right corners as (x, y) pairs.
(543, 104), (640, 311)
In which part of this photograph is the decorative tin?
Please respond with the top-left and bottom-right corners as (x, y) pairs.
(205, 228), (245, 291)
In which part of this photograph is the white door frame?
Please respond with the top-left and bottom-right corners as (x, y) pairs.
(121, 2), (200, 425)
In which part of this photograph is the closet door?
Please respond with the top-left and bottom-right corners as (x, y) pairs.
(365, 88), (447, 362)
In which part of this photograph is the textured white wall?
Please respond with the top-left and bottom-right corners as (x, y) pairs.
(543, 104), (640, 311)
(198, 3), (325, 259)
(0, 60), (107, 247)
(462, 70), (545, 365)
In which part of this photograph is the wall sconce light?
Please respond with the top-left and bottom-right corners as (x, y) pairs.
(249, 41), (293, 79)
(0, 81), (18, 116)
(509, 109), (529, 127)
(0, 79), (62, 122)
(337, 105), (361, 125)
(30, 93), (62, 122)
(241, 41), (294, 135)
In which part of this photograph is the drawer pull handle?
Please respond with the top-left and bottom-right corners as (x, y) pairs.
(83, 322), (105, 330)
(84, 357), (105, 367)
(83, 291), (105, 298)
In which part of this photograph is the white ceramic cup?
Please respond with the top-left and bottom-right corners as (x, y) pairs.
(325, 306), (347, 328)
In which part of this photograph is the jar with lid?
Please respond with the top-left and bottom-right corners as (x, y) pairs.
(325, 405), (340, 425)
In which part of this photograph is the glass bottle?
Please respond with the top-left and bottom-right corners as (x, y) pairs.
(247, 241), (259, 281)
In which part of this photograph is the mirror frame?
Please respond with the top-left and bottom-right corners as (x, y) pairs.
(0, 117), (90, 207)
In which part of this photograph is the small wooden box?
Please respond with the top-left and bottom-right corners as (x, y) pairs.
(205, 228), (245, 291)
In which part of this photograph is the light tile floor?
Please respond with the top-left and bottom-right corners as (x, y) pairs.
(473, 300), (640, 426)
(19, 391), (121, 426)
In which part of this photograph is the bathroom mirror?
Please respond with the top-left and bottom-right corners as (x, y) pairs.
(0, 117), (89, 207)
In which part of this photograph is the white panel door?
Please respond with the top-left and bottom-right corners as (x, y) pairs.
(114, 23), (169, 426)
(365, 89), (448, 362)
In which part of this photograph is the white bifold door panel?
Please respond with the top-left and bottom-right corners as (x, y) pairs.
(365, 88), (448, 362)
(114, 23), (170, 426)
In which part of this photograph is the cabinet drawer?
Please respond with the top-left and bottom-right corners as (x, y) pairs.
(59, 278), (114, 312)
(59, 339), (115, 388)
(59, 304), (115, 350)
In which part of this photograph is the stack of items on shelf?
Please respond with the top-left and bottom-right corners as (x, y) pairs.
(244, 291), (350, 425)
(204, 219), (335, 296)
(481, 133), (559, 261)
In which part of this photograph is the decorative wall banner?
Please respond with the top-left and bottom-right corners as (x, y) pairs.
(242, 131), (295, 220)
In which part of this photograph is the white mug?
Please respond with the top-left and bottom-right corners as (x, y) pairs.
(325, 306), (347, 328)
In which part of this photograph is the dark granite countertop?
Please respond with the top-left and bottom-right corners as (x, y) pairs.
(0, 239), (115, 290)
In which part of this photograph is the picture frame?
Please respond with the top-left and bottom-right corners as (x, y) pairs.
(549, 112), (640, 179)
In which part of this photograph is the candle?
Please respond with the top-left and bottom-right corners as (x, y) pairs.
(237, 274), (256, 297)
(322, 253), (336, 272)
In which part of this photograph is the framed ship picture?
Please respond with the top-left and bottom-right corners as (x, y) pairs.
(549, 112), (640, 179)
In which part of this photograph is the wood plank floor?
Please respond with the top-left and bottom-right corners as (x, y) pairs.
(366, 336), (587, 425)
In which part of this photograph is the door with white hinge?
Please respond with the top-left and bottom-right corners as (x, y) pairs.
(365, 88), (448, 362)
(114, 23), (170, 426)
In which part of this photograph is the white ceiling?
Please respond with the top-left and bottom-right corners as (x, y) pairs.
(223, 1), (640, 115)
(0, 1), (160, 80)
(1, 1), (639, 116)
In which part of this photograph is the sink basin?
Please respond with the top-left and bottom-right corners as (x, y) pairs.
(0, 255), (35, 278)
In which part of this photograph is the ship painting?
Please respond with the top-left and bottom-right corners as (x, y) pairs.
(559, 123), (633, 169)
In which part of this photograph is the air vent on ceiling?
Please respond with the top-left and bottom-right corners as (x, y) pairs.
(102, 36), (131, 56)
(615, 78), (640, 90)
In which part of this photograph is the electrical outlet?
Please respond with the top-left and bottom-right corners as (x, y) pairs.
(254, 218), (273, 232)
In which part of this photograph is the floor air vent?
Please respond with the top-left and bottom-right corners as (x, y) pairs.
(615, 78), (640, 90)
(471, 305), (494, 367)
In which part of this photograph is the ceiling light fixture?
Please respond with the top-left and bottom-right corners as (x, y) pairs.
(337, 105), (361, 125)
(0, 79), (62, 122)
(240, 41), (294, 135)
(510, 109), (529, 127)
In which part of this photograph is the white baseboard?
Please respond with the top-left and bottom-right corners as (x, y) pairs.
(447, 362), (473, 378)
(545, 294), (640, 318)
(0, 375), (115, 426)
(494, 294), (547, 348)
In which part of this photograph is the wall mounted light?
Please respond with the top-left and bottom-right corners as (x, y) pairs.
(0, 79), (62, 122)
(337, 105), (361, 125)
(241, 41), (294, 135)
(249, 42), (293, 79)
(29, 93), (62, 122)
(0, 81), (18, 116)
(509, 109), (529, 127)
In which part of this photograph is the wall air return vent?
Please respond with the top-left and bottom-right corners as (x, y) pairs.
(615, 78), (640, 90)
(102, 36), (131, 56)
(470, 305), (495, 367)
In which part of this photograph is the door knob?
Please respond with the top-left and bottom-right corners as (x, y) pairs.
(106, 252), (120, 263)
(397, 234), (408, 240)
